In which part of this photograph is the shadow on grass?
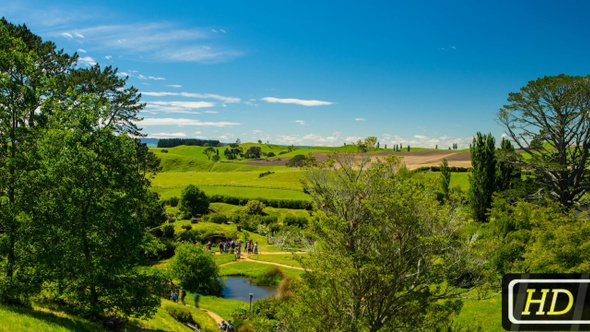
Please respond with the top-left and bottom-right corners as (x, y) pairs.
(1, 305), (168, 332)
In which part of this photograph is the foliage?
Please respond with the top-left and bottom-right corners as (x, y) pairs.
(157, 138), (220, 148)
(209, 194), (312, 210)
(286, 154), (317, 167)
(208, 212), (227, 224)
(170, 244), (223, 295)
(469, 132), (497, 222)
(165, 305), (196, 325)
(166, 196), (180, 207)
(203, 147), (216, 160)
(284, 153), (472, 331)
(254, 267), (285, 286)
(440, 158), (451, 201)
(495, 138), (521, 193)
(498, 74), (590, 206)
(243, 200), (266, 215)
(179, 184), (210, 217)
(244, 146), (263, 159)
(282, 215), (309, 228)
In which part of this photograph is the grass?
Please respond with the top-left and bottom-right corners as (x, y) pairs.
(154, 185), (309, 202)
(248, 253), (304, 268)
(0, 305), (103, 332)
(219, 261), (304, 279)
(455, 294), (503, 331)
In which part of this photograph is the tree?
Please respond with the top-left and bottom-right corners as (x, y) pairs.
(244, 200), (266, 215)
(203, 146), (216, 160)
(171, 244), (223, 295)
(469, 132), (496, 222)
(495, 138), (520, 192)
(440, 158), (451, 201)
(498, 74), (590, 206)
(244, 146), (262, 159)
(283, 154), (471, 331)
(179, 184), (209, 217)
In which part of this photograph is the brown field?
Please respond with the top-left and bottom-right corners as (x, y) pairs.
(245, 150), (471, 170)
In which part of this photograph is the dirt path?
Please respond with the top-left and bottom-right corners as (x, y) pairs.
(218, 251), (308, 271)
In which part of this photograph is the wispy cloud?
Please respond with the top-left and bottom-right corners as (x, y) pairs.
(144, 101), (216, 114)
(61, 23), (242, 64)
(294, 120), (306, 125)
(142, 91), (240, 104)
(148, 132), (188, 138)
(355, 118), (366, 121)
(141, 117), (241, 127)
(262, 97), (333, 107)
(166, 84), (182, 88)
(138, 75), (166, 81)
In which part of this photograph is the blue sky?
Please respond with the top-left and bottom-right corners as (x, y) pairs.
(4, 0), (590, 148)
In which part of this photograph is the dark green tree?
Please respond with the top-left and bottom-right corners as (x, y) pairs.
(496, 137), (520, 192)
(498, 74), (590, 206)
(469, 132), (496, 222)
(244, 146), (262, 159)
(203, 146), (216, 160)
(440, 158), (451, 201)
(171, 244), (223, 295)
(179, 184), (209, 217)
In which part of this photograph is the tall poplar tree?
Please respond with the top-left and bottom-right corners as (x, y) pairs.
(469, 132), (497, 222)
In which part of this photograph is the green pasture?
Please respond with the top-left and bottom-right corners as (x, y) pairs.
(154, 185), (310, 202)
(152, 170), (305, 190)
(0, 305), (103, 332)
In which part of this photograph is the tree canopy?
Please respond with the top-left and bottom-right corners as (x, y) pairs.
(498, 74), (590, 206)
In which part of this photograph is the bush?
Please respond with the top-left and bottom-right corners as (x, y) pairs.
(212, 155), (220, 162)
(244, 200), (266, 215)
(208, 213), (227, 224)
(163, 224), (175, 239)
(161, 149), (168, 153)
(167, 196), (179, 207)
(283, 216), (309, 228)
(181, 224), (192, 231)
(267, 152), (276, 157)
(255, 267), (285, 286)
(259, 171), (274, 178)
(260, 215), (279, 225)
(171, 244), (223, 295)
(166, 305), (196, 325)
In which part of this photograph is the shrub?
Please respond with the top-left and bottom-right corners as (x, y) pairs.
(244, 200), (266, 215)
(267, 152), (276, 157)
(167, 196), (179, 207)
(260, 215), (279, 225)
(171, 244), (223, 295)
(166, 305), (196, 325)
(283, 216), (309, 228)
(209, 213), (227, 224)
(255, 266), (285, 286)
(181, 224), (192, 231)
(259, 171), (274, 178)
(163, 224), (175, 239)
(212, 155), (220, 162)
(161, 149), (168, 153)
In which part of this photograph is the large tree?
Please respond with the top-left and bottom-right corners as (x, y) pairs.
(0, 19), (164, 317)
(498, 74), (590, 206)
(469, 132), (497, 222)
(282, 154), (470, 331)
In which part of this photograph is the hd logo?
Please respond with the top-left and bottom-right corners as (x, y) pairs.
(503, 274), (590, 331)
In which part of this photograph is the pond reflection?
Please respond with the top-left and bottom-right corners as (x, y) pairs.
(221, 277), (278, 302)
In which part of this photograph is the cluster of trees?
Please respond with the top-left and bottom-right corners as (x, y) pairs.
(0, 19), (166, 319)
(157, 138), (221, 148)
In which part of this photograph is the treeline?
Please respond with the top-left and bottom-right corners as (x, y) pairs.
(208, 194), (313, 210)
(157, 138), (221, 148)
(414, 165), (470, 172)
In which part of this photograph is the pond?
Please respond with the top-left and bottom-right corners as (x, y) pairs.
(221, 277), (278, 302)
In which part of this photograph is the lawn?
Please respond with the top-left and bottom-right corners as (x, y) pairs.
(248, 253), (304, 268)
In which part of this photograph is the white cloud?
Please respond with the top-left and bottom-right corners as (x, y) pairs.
(74, 31), (85, 38)
(104, 55), (112, 59)
(141, 91), (240, 104)
(141, 117), (240, 127)
(294, 120), (305, 125)
(73, 23), (242, 63)
(144, 101), (216, 114)
(60, 32), (73, 39)
(167, 84), (182, 88)
(77, 56), (97, 66)
(253, 130), (263, 134)
(355, 118), (366, 121)
(414, 135), (429, 140)
(204, 110), (219, 114)
(77, 48), (87, 53)
(262, 97), (333, 107)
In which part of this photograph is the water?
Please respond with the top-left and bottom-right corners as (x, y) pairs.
(221, 276), (278, 302)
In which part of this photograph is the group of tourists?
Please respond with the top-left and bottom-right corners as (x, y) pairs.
(219, 319), (235, 332)
(214, 239), (259, 258)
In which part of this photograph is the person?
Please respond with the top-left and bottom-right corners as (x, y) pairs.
(219, 320), (227, 331)
(172, 290), (178, 303)
(226, 320), (235, 332)
(193, 292), (200, 308)
(180, 287), (186, 305)
(253, 242), (258, 255)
